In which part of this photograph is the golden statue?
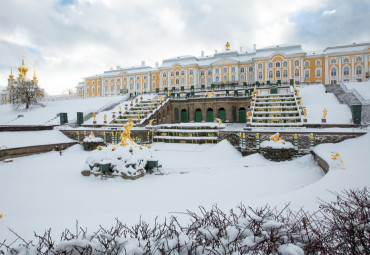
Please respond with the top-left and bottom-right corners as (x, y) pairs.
(296, 90), (300, 97)
(206, 91), (215, 97)
(160, 96), (162, 104)
(254, 85), (256, 91)
(225, 42), (230, 50)
(120, 118), (134, 146)
(93, 112), (96, 121)
(150, 104), (153, 111)
(310, 133), (314, 139)
(322, 108), (327, 119)
(250, 101), (253, 107)
(138, 113), (140, 121)
(293, 83), (296, 90)
(270, 133), (283, 142)
(149, 119), (156, 126)
(119, 106), (122, 112)
(215, 118), (223, 126)
(299, 98), (302, 105)
(90, 131), (95, 137)
(251, 91), (255, 98)
(168, 90), (170, 97)
(140, 93), (143, 99)
(130, 98), (133, 105)
(256, 133), (259, 139)
(303, 108), (307, 118)
(294, 133), (298, 139)
(104, 114), (107, 122)
(246, 111), (251, 119)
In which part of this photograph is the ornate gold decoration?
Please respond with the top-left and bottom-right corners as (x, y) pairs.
(120, 118), (134, 146)
(93, 112), (96, 121)
(225, 42), (230, 50)
(90, 131), (95, 137)
(9, 68), (14, 79)
(215, 118), (222, 126)
(104, 114), (107, 122)
(256, 133), (259, 138)
(294, 133), (298, 139)
(270, 133), (284, 143)
(148, 119), (156, 126)
(246, 111), (251, 119)
(303, 108), (307, 118)
(322, 108), (327, 119)
(310, 133), (314, 139)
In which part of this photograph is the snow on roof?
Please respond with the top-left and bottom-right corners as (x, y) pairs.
(75, 82), (84, 88)
(323, 42), (370, 55)
(253, 44), (305, 59)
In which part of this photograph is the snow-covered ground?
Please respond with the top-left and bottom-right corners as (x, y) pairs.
(0, 130), (75, 149)
(0, 140), (325, 241)
(343, 80), (370, 100)
(0, 96), (125, 125)
(299, 84), (352, 124)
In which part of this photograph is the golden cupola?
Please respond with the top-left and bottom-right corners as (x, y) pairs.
(33, 69), (38, 81)
(9, 68), (14, 80)
(18, 56), (28, 78)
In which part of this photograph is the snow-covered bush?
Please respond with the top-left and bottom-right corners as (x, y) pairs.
(1, 188), (369, 254)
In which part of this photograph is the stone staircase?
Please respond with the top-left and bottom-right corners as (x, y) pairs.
(150, 123), (224, 144)
(250, 91), (303, 127)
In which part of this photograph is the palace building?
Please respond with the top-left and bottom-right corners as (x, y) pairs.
(77, 42), (370, 98)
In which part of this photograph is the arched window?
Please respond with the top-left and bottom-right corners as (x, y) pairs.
(275, 61), (281, 68)
(223, 67), (227, 73)
(240, 67), (245, 73)
(304, 69), (310, 78)
(315, 60), (322, 66)
(92, 87), (95, 93)
(111, 85), (114, 91)
(304, 61), (310, 67)
(97, 86), (100, 92)
(249, 73), (253, 81)
(268, 62), (273, 68)
(316, 68), (321, 77)
(175, 71), (179, 76)
(130, 77), (134, 81)
(92, 81), (95, 85)
(356, 65), (362, 75)
(208, 77), (212, 84)
(171, 79), (174, 85)
(294, 60), (300, 66)
(231, 67), (235, 73)
(248, 66), (253, 72)
(231, 75), (235, 81)
(123, 84), (127, 89)
(276, 70), (281, 78)
(162, 79), (166, 86)
(200, 71), (204, 76)
(190, 77), (193, 85)
(162, 72), (166, 77)
(189, 69), (193, 75)
(136, 83), (140, 89)
(216, 76), (220, 82)
(258, 71), (263, 80)
(295, 69), (300, 77)
(86, 87), (89, 93)
(176, 78), (179, 85)
(171, 71), (174, 76)
(283, 69), (288, 78)
(343, 66), (350, 76)
(283, 61), (288, 67)
(268, 71), (273, 79)
(223, 75), (227, 82)
(201, 78), (205, 85)
(208, 70), (212, 75)
(181, 78), (185, 85)
(240, 75), (245, 82)
(216, 68), (220, 74)
(181, 70), (185, 76)
(130, 83), (133, 89)
(258, 63), (263, 69)
(143, 82), (147, 89)
(331, 68), (337, 77)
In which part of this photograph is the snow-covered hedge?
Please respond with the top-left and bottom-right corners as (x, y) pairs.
(1, 187), (369, 254)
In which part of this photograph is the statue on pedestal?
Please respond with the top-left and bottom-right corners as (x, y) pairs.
(120, 118), (134, 146)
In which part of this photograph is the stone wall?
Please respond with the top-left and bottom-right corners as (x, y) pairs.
(0, 125), (55, 132)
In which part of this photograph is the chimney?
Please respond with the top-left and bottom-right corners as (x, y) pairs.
(215, 50), (218, 54)
(155, 62), (159, 67)
(253, 44), (256, 51)
(240, 47), (243, 52)
(201, 50), (204, 57)
(141, 61), (145, 66)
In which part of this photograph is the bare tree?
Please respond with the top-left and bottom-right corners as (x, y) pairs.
(8, 79), (45, 109)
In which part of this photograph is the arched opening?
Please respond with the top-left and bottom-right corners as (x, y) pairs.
(195, 108), (202, 122)
(181, 109), (187, 123)
(206, 108), (214, 122)
(238, 107), (246, 123)
(218, 108), (226, 123)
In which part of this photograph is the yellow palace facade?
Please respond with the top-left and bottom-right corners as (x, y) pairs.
(77, 42), (370, 98)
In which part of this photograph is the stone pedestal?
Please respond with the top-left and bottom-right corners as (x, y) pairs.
(104, 121), (107, 124)
(321, 118), (326, 123)
(93, 121), (97, 124)
(303, 118), (307, 123)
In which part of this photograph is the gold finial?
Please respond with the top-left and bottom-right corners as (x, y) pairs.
(22, 56), (25, 66)
(322, 108), (327, 119)
(33, 68), (37, 81)
(9, 68), (14, 79)
(225, 42), (230, 50)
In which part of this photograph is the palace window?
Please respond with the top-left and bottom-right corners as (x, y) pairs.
(162, 79), (166, 86)
(189, 69), (193, 75)
(201, 78), (205, 85)
(331, 59), (337, 64)
(258, 63), (263, 69)
(152, 74), (156, 79)
(162, 72), (166, 77)
(249, 66), (253, 72)
(276, 70), (281, 78)
(268, 62), (273, 68)
(343, 66), (350, 76)
(315, 60), (322, 66)
(275, 61), (281, 68)
(216, 76), (220, 82)
(258, 71), (263, 80)
(87, 81), (90, 85)
(117, 84), (120, 91)
(249, 73), (253, 81)
(181, 70), (185, 76)
(343, 58), (350, 63)
(240, 67), (245, 73)
(294, 69), (300, 77)
(171, 79), (174, 85)
(208, 70), (212, 75)
(98, 80), (101, 84)
(92, 81), (95, 85)
(294, 60), (300, 67)
(144, 82), (147, 89)
(130, 83), (133, 89)
(231, 67), (235, 73)
(283, 61), (288, 67)
(111, 85), (114, 91)
(176, 78), (179, 85)
(330, 67), (337, 77)
(144, 76), (147, 80)
(181, 78), (185, 85)
(268, 71), (273, 79)
(283, 69), (288, 78)
(223, 67), (227, 73)
(231, 75), (235, 81)
(97, 86), (100, 92)
(117, 78), (120, 82)
(200, 71), (204, 76)
(216, 68), (220, 74)
(105, 79), (108, 84)
(355, 56), (363, 62)
(86, 87), (89, 93)
(316, 68), (321, 77)
(304, 61), (310, 67)
(223, 75), (227, 82)
(136, 83), (140, 89)
(190, 77), (193, 85)
(124, 77), (127, 81)
(92, 87), (95, 93)
(176, 71), (179, 76)
(105, 85), (108, 91)
(240, 74), (245, 82)
(356, 65), (363, 75)
(208, 77), (212, 84)
(137, 76), (140, 80)
(123, 84), (127, 89)
(304, 69), (310, 78)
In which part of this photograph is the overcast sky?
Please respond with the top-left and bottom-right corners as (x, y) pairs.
(0, 0), (369, 95)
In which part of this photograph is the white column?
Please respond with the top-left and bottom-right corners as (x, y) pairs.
(351, 57), (355, 81)
(339, 59), (342, 82)
(300, 58), (304, 83)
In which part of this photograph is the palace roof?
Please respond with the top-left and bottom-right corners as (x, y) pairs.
(323, 42), (370, 55)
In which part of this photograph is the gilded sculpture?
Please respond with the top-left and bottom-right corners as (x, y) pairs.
(270, 133), (283, 142)
(120, 118), (134, 146)
(322, 108), (327, 119)
(215, 118), (223, 126)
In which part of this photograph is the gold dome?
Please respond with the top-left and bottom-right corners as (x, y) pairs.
(9, 68), (14, 79)
(18, 56), (28, 78)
